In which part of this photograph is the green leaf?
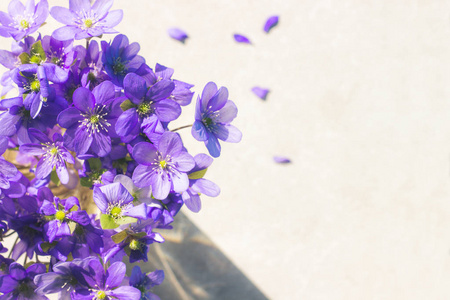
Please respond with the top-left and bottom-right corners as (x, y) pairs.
(112, 230), (128, 244)
(188, 168), (208, 180)
(133, 232), (147, 239)
(30, 40), (46, 63)
(50, 170), (60, 186)
(24, 261), (36, 269)
(100, 214), (119, 229)
(40, 242), (57, 253)
(88, 158), (102, 171)
(80, 176), (93, 188)
(120, 99), (135, 111)
(116, 216), (137, 226)
(18, 53), (30, 65)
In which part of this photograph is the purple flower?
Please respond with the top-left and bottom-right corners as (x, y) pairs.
(264, 15), (279, 33)
(132, 131), (196, 200)
(102, 34), (145, 87)
(0, 160), (17, 197)
(251, 86), (269, 100)
(153, 63), (194, 106)
(0, 136), (8, 155)
(93, 182), (147, 228)
(50, 0), (123, 41)
(0, 262), (48, 300)
(114, 174), (153, 205)
(273, 156), (291, 164)
(41, 35), (77, 70)
(40, 196), (90, 242)
(76, 258), (141, 300)
(129, 266), (164, 300)
(20, 129), (75, 184)
(233, 34), (251, 44)
(115, 73), (179, 141)
(182, 154), (220, 213)
(167, 28), (188, 43)
(0, 0), (49, 41)
(192, 82), (242, 158)
(57, 81), (121, 157)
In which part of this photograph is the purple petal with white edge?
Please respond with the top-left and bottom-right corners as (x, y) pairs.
(251, 86), (269, 100)
(57, 107), (83, 128)
(35, 157), (54, 179)
(154, 99), (181, 122)
(233, 34), (251, 44)
(214, 124), (242, 143)
(91, 132), (111, 157)
(208, 86), (229, 111)
(29, 93), (43, 119)
(101, 9), (123, 28)
(105, 261), (126, 289)
(183, 190), (201, 213)
(115, 108), (139, 137)
(109, 286), (142, 300)
(19, 144), (45, 156)
(123, 73), (147, 104)
(151, 173), (171, 200)
(56, 161), (69, 184)
(93, 186), (108, 213)
(132, 165), (155, 188)
(193, 153), (213, 170)
(173, 152), (195, 172)
(216, 100), (238, 123)
(264, 15), (279, 33)
(191, 120), (208, 142)
(99, 182), (134, 205)
(8, 0), (25, 17)
(73, 87), (95, 113)
(50, 6), (76, 25)
(192, 178), (220, 197)
(168, 28), (188, 43)
(132, 142), (158, 165)
(200, 82), (218, 110)
(205, 134), (221, 158)
(125, 203), (147, 219)
(52, 26), (79, 41)
(91, 0), (113, 19)
(158, 132), (182, 157)
(171, 172), (189, 194)
(273, 156), (291, 164)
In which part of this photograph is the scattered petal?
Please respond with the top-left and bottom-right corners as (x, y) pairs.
(264, 16), (279, 33)
(252, 87), (270, 100)
(168, 28), (188, 43)
(273, 156), (291, 164)
(233, 34), (251, 44)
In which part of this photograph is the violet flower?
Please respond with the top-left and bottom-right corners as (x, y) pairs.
(57, 81), (121, 157)
(0, 262), (48, 300)
(264, 15), (279, 33)
(167, 28), (188, 43)
(192, 82), (242, 158)
(251, 86), (269, 100)
(0, 0), (49, 41)
(182, 154), (220, 213)
(233, 34), (251, 44)
(0, 136), (8, 155)
(50, 0), (123, 41)
(113, 174), (153, 205)
(132, 131), (196, 200)
(101, 34), (145, 87)
(129, 266), (164, 300)
(19, 129), (75, 184)
(76, 258), (141, 300)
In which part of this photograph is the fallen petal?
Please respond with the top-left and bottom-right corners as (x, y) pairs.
(273, 156), (291, 164)
(264, 16), (279, 33)
(233, 34), (251, 44)
(168, 28), (188, 43)
(251, 86), (269, 100)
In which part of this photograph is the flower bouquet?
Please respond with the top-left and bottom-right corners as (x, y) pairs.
(0, 0), (241, 299)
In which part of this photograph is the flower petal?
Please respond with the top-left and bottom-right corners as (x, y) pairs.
(216, 100), (238, 123)
(251, 86), (269, 100)
(73, 87), (95, 113)
(208, 86), (228, 111)
(182, 189), (201, 213)
(167, 28), (188, 43)
(50, 6), (76, 25)
(105, 261), (126, 289)
(109, 286), (142, 300)
(151, 172), (171, 200)
(205, 134), (221, 158)
(192, 178), (220, 197)
(233, 34), (251, 44)
(191, 120), (208, 142)
(273, 156), (291, 164)
(214, 124), (242, 143)
(132, 142), (158, 165)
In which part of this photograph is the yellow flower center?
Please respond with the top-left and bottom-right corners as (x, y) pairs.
(90, 115), (99, 124)
(84, 19), (93, 28)
(30, 80), (40, 92)
(110, 206), (122, 218)
(49, 147), (58, 156)
(160, 160), (167, 169)
(20, 19), (30, 29)
(129, 239), (140, 250)
(55, 210), (66, 221)
(96, 291), (106, 299)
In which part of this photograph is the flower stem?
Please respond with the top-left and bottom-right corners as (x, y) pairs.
(171, 124), (192, 132)
(7, 236), (19, 259)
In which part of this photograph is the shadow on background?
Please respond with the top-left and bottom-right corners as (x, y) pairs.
(136, 212), (269, 300)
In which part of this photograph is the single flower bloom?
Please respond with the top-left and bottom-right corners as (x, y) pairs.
(167, 27), (188, 43)
(273, 156), (291, 164)
(251, 86), (269, 100)
(129, 266), (164, 300)
(0, 0), (49, 41)
(0, 262), (48, 300)
(132, 131), (196, 200)
(182, 154), (220, 213)
(50, 0), (123, 41)
(192, 82), (242, 157)
(20, 129), (75, 184)
(76, 258), (141, 300)
(264, 15), (279, 33)
(57, 81), (121, 157)
(233, 33), (251, 44)
(101, 34), (145, 87)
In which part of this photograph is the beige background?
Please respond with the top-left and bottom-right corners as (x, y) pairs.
(2, 0), (450, 299)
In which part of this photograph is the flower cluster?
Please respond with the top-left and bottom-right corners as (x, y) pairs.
(0, 0), (241, 299)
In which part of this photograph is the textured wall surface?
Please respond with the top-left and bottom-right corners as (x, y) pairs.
(2, 0), (450, 299)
